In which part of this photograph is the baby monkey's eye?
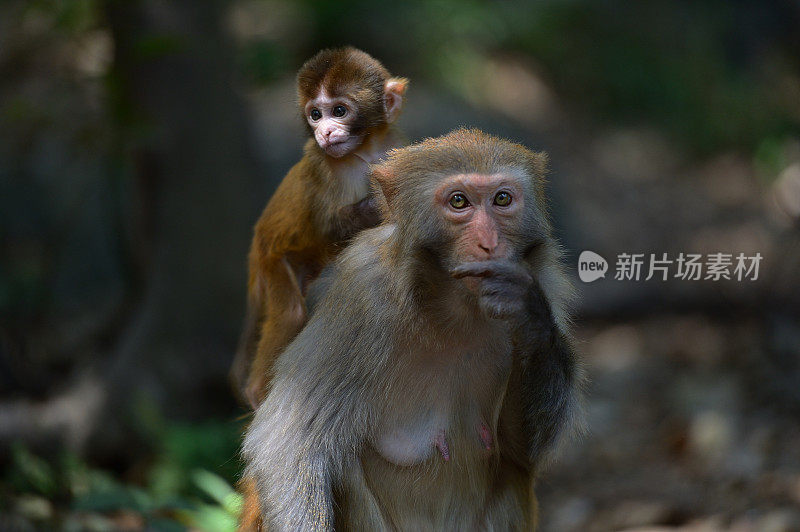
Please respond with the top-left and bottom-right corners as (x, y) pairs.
(494, 191), (512, 206)
(310, 108), (322, 121)
(449, 194), (469, 209)
(332, 105), (347, 118)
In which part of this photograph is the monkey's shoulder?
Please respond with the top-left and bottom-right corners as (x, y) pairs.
(334, 226), (395, 281)
(274, 229), (398, 380)
(268, 157), (326, 206)
(308, 225), (403, 324)
(250, 162), (332, 255)
(299, 140), (339, 187)
(260, 143), (335, 210)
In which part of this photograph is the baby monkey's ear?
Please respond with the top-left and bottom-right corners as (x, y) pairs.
(383, 77), (409, 123)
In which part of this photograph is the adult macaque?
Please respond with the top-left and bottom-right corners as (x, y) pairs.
(230, 47), (409, 408)
(241, 129), (580, 531)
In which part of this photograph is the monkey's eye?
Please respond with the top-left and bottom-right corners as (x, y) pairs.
(332, 105), (347, 118)
(494, 191), (512, 206)
(310, 108), (322, 121)
(449, 194), (469, 209)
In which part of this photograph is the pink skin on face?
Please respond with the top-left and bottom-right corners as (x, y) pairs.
(436, 173), (524, 291)
(305, 89), (365, 158)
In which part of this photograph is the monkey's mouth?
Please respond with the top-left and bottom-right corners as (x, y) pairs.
(322, 139), (347, 149)
(450, 263), (499, 293)
(322, 139), (356, 157)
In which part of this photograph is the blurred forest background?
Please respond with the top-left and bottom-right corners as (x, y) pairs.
(1, 0), (799, 530)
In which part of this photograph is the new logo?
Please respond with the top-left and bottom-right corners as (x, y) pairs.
(578, 250), (608, 283)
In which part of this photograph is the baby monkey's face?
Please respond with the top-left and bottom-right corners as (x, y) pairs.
(305, 89), (365, 158)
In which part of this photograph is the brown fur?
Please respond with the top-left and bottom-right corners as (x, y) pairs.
(238, 478), (262, 531)
(241, 129), (579, 531)
(229, 47), (408, 409)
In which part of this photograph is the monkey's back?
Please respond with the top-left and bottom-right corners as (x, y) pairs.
(251, 150), (332, 282)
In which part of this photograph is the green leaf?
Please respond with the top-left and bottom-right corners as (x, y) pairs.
(9, 443), (58, 497)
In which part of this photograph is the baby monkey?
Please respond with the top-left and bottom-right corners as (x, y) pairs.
(230, 47), (408, 408)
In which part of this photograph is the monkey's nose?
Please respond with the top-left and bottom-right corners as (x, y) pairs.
(477, 234), (499, 256)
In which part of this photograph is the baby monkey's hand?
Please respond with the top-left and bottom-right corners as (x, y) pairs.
(349, 195), (381, 229)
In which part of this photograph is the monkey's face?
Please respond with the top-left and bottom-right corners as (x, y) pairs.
(433, 172), (529, 284)
(305, 89), (366, 158)
(372, 128), (549, 285)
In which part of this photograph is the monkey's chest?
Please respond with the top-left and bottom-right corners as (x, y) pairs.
(374, 407), (453, 466)
(358, 345), (518, 530)
(365, 387), (509, 530)
(372, 355), (509, 468)
(330, 157), (371, 205)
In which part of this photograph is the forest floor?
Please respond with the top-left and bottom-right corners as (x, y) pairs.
(538, 316), (800, 532)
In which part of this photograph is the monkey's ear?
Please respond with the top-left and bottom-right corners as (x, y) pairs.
(384, 77), (409, 123)
(527, 151), (549, 179)
(371, 164), (398, 218)
(526, 151), (549, 203)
